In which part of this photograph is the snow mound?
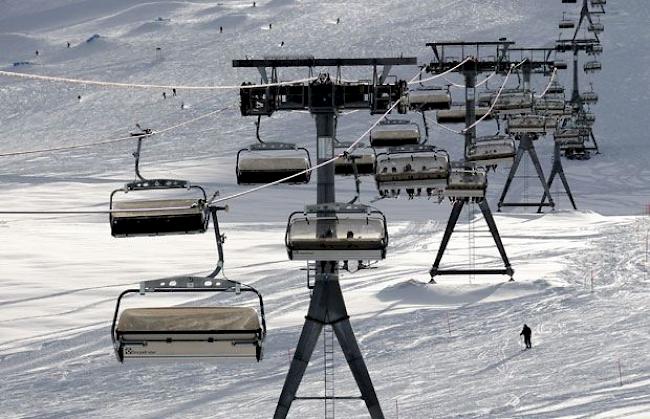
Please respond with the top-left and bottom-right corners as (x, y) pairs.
(377, 278), (553, 307)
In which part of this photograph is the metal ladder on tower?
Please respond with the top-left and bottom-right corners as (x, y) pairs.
(305, 262), (317, 290)
(324, 325), (335, 419)
(468, 202), (476, 284)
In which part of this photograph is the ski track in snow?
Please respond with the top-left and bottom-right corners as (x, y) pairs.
(1, 0), (650, 418)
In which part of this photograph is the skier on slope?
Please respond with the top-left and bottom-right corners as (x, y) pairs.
(520, 324), (532, 349)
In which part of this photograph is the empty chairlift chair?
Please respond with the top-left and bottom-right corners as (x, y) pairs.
(580, 85), (599, 105)
(535, 97), (566, 115)
(285, 203), (388, 261)
(436, 107), (493, 124)
(559, 12), (576, 29)
(587, 44), (603, 56)
(506, 114), (554, 135)
(466, 135), (516, 167)
(555, 124), (590, 160)
(110, 180), (209, 237)
(109, 133), (209, 237)
(375, 145), (450, 199)
(591, 0), (606, 5)
(236, 142), (312, 184)
(554, 117), (590, 148)
(553, 58), (568, 70)
(546, 81), (566, 96)
(579, 112), (596, 127)
(443, 162), (488, 202)
(369, 119), (421, 148)
(584, 60), (602, 73)
(588, 20), (604, 34)
(112, 277), (266, 362)
(407, 86), (452, 111)
(334, 142), (376, 176)
(491, 91), (534, 115)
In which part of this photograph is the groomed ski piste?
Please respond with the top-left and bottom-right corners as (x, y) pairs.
(1, 0), (650, 418)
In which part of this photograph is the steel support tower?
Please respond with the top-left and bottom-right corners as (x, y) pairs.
(233, 56), (415, 419)
(425, 41), (516, 281)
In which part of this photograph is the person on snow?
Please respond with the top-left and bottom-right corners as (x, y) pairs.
(520, 324), (532, 349)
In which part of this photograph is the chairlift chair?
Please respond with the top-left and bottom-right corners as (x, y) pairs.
(110, 131), (210, 237)
(479, 88), (525, 107)
(591, 0), (606, 5)
(374, 145), (450, 199)
(559, 13), (576, 29)
(466, 135), (516, 167)
(553, 60), (568, 70)
(236, 142), (312, 184)
(408, 86), (452, 111)
(478, 91), (494, 107)
(554, 117), (590, 146)
(436, 107), (493, 124)
(579, 112), (596, 126)
(546, 81), (566, 96)
(580, 86), (599, 105)
(490, 91), (534, 115)
(111, 207), (267, 362)
(535, 97), (566, 115)
(369, 119), (421, 148)
(334, 141), (376, 176)
(587, 44), (604, 55)
(285, 203), (388, 261)
(562, 0), (577, 3)
(506, 114), (554, 135)
(443, 162), (488, 202)
(584, 60), (602, 73)
(588, 21), (604, 34)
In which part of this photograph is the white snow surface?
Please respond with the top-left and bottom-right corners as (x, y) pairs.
(1, 0), (650, 418)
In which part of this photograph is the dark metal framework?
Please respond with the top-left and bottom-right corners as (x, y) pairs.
(556, 0), (604, 154)
(234, 56), (415, 419)
(425, 41), (517, 281)
(494, 46), (577, 212)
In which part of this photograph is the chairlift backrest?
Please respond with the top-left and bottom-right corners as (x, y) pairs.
(112, 276), (266, 362)
(408, 86), (452, 111)
(110, 179), (209, 237)
(584, 60), (602, 73)
(491, 91), (533, 114)
(506, 114), (554, 134)
(436, 107), (493, 124)
(467, 136), (516, 164)
(370, 119), (421, 147)
(236, 142), (312, 184)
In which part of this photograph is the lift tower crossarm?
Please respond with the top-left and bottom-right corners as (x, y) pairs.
(233, 57), (416, 67)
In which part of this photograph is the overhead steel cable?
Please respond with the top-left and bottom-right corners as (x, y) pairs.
(0, 106), (231, 157)
(0, 70), (316, 91)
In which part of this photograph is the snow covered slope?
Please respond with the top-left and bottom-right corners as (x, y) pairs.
(1, 0), (650, 418)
